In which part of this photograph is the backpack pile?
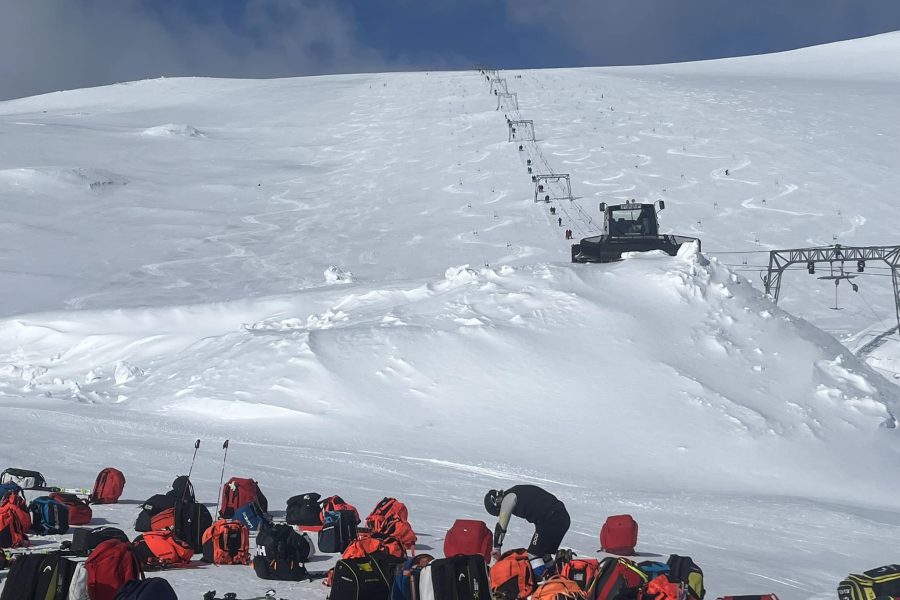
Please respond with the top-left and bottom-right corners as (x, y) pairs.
(253, 523), (313, 581)
(553, 553), (705, 600)
(133, 475), (211, 554)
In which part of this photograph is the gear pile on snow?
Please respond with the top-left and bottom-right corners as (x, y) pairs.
(1, 434), (888, 599)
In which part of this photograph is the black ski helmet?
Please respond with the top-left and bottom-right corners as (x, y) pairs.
(484, 489), (503, 516)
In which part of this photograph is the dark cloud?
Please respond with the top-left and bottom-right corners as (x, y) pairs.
(1, 0), (898, 100)
(0, 0), (397, 100)
(504, 0), (900, 66)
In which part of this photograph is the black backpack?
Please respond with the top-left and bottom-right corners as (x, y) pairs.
(174, 499), (213, 552)
(285, 492), (323, 526)
(0, 552), (78, 600)
(114, 577), (179, 600)
(167, 476), (196, 502)
(318, 509), (358, 553)
(0, 553), (44, 600)
(70, 526), (130, 556)
(252, 524), (312, 581)
(667, 555), (705, 600)
(34, 553), (79, 600)
(420, 555), (491, 600)
(330, 556), (391, 600)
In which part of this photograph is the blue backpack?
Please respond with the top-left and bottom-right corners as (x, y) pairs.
(233, 501), (271, 532)
(392, 555), (435, 600)
(28, 496), (69, 535)
(115, 577), (178, 600)
(639, 560), (671, 580)
(0, 482), (23, 504)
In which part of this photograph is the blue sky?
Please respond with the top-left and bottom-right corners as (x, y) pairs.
(2, 0), (900, 100)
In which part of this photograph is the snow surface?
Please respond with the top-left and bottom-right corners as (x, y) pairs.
(2, 33), (900, 598)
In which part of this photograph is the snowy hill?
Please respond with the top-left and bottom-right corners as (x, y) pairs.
(2, 33), (900, 598)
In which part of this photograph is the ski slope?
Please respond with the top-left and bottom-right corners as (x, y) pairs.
(2, 33), (900, 598)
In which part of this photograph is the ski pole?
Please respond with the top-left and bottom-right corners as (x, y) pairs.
(187, 439), (201, 478)
(215, 440), (230, 518)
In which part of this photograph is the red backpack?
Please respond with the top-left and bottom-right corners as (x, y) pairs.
(50, 492), (93, 526)
(220, 477), (268, 519)
(321, 495), (360, 524)
(133, 530), (195, 568)
(491, 548), (537, 600)
(444, 519), (492, 562)
(0, 502), (31, 548)
(85, 539), (145, 600)
(90, 468), (126, 504)
(366, 497), (409, 531)
(600, 515), (638, 555)
(595, 558), (648, 600)
(201, 519), (250, 565)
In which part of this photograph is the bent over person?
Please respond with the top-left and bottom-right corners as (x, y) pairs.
(484, 485), (570, 577)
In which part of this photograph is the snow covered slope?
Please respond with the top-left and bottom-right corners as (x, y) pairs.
(2, 33), (900, 599)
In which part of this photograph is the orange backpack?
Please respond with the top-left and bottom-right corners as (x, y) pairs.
(366, 497), (409, 531)
(533, 576), (588, 600)
(201, 519), (250, 565)
(0, 502), (30, 548)
(133, 530), (195, 568)
(342, 532), (407, 561)
(149, 507), (175, 531)
(641, 575), (687, 600)
(561, 558), (601, 596)
(375, 516), (417, 551)
(491, 548), (537, 600)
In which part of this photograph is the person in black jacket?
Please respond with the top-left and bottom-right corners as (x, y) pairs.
(484, 485), (570, 577)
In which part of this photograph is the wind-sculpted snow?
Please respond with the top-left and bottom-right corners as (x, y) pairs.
(2, 34), (900, 598)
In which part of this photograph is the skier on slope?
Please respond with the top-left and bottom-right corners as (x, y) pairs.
(484, 485), (570, 577)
